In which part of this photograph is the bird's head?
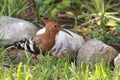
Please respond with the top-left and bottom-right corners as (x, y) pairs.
(40, 16), (73, 37)
(40, 16), (61, 35)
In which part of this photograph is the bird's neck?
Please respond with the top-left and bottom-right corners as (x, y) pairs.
(40, 29), (57, 55)
(44, 29), (57, 40)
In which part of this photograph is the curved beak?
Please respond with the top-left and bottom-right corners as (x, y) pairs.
(61, 28), (73, 37)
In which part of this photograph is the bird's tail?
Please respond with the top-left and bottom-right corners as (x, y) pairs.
(4, 38), (40, 54)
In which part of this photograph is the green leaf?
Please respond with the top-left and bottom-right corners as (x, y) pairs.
(106, 19), (118, 26)
(35, 0), (43, 5)
(43, 0), (54, 5)
(50, 8), (59, 18)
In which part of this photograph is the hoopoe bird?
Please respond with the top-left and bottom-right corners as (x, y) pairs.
(36, 27), (85, 59)
(4, 16), (73, 59)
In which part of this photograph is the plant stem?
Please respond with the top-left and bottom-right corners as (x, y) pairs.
(74, 15), (78, 33)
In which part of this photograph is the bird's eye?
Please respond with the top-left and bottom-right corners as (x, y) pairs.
(54, 25), (57, 28)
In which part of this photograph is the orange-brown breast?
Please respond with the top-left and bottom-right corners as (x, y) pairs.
(33, 33), (56, 55)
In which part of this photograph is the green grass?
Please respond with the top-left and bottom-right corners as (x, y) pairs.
(0, 49), (120, 80)
(0, 0), (29, 17)
(0, 0), (120, 79)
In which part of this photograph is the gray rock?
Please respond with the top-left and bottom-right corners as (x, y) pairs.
(77, 39), (118, 65)
(114, 54), (120, 68)
(0, 16), (39, 46)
